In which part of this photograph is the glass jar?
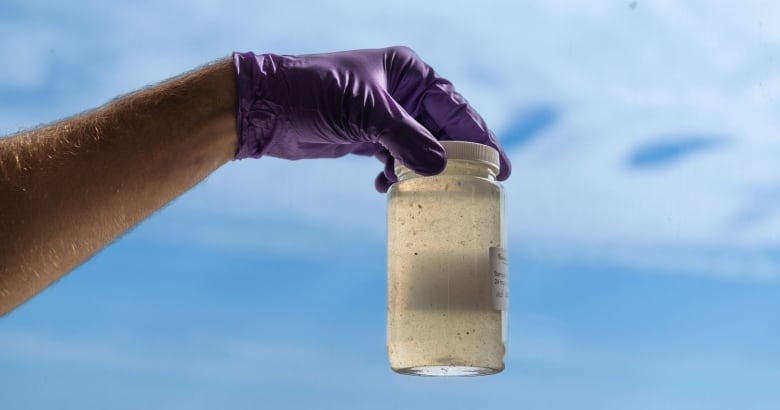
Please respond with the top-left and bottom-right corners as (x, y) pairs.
(387, 141), (508, 377)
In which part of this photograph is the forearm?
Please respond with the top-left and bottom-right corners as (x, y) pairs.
(0, 58), (237, 315)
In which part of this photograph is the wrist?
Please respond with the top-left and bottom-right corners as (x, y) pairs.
(232, 52), (285, 160)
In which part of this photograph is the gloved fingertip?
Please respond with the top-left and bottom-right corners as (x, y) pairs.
(401, 145), (447, 177)
(374, 172), (393, 193)
(497, 151), (512, 181)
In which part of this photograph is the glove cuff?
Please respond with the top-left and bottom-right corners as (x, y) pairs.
(232, 52), (284, 160)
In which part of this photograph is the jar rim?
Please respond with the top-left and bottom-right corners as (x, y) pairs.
(394, 141), (500, 176)
(439, 141), (500, 169)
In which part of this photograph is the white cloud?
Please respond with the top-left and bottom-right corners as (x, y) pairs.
(0, 329), (373, 384)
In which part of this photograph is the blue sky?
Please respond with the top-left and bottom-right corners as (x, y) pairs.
(2, 1), (780, 409)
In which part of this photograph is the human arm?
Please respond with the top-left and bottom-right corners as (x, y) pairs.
(0, 46), (511, 315)
(0, 60), (237, 315)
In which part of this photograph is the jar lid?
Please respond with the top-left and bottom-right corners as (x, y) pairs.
(440, 141), (500, 173)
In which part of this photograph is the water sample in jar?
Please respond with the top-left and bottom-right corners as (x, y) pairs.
(387, 141), (507, 377)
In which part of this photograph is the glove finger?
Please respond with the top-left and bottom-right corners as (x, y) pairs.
(487, 129), (512, 181)
(373, 147), (392, 165)
(370, 149), (395, 193)
(374, 90), (447, 177)
(374, 170), (393, 193)
(383, 47), (511, 180)
(419, 79), (512, 180)
(383, 156), (397, 184)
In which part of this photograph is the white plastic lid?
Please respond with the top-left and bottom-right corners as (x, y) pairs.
(440, 141), (500, 173)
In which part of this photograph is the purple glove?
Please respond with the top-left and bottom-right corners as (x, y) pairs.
(233, 46), (511, 192)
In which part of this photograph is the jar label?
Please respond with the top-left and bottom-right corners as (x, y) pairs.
(490, 247), (509, 311)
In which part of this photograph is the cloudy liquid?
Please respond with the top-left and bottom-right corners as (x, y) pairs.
(387, 166), (506, 376)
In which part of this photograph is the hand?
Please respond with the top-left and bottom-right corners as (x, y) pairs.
(233, 46), (511, 192)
